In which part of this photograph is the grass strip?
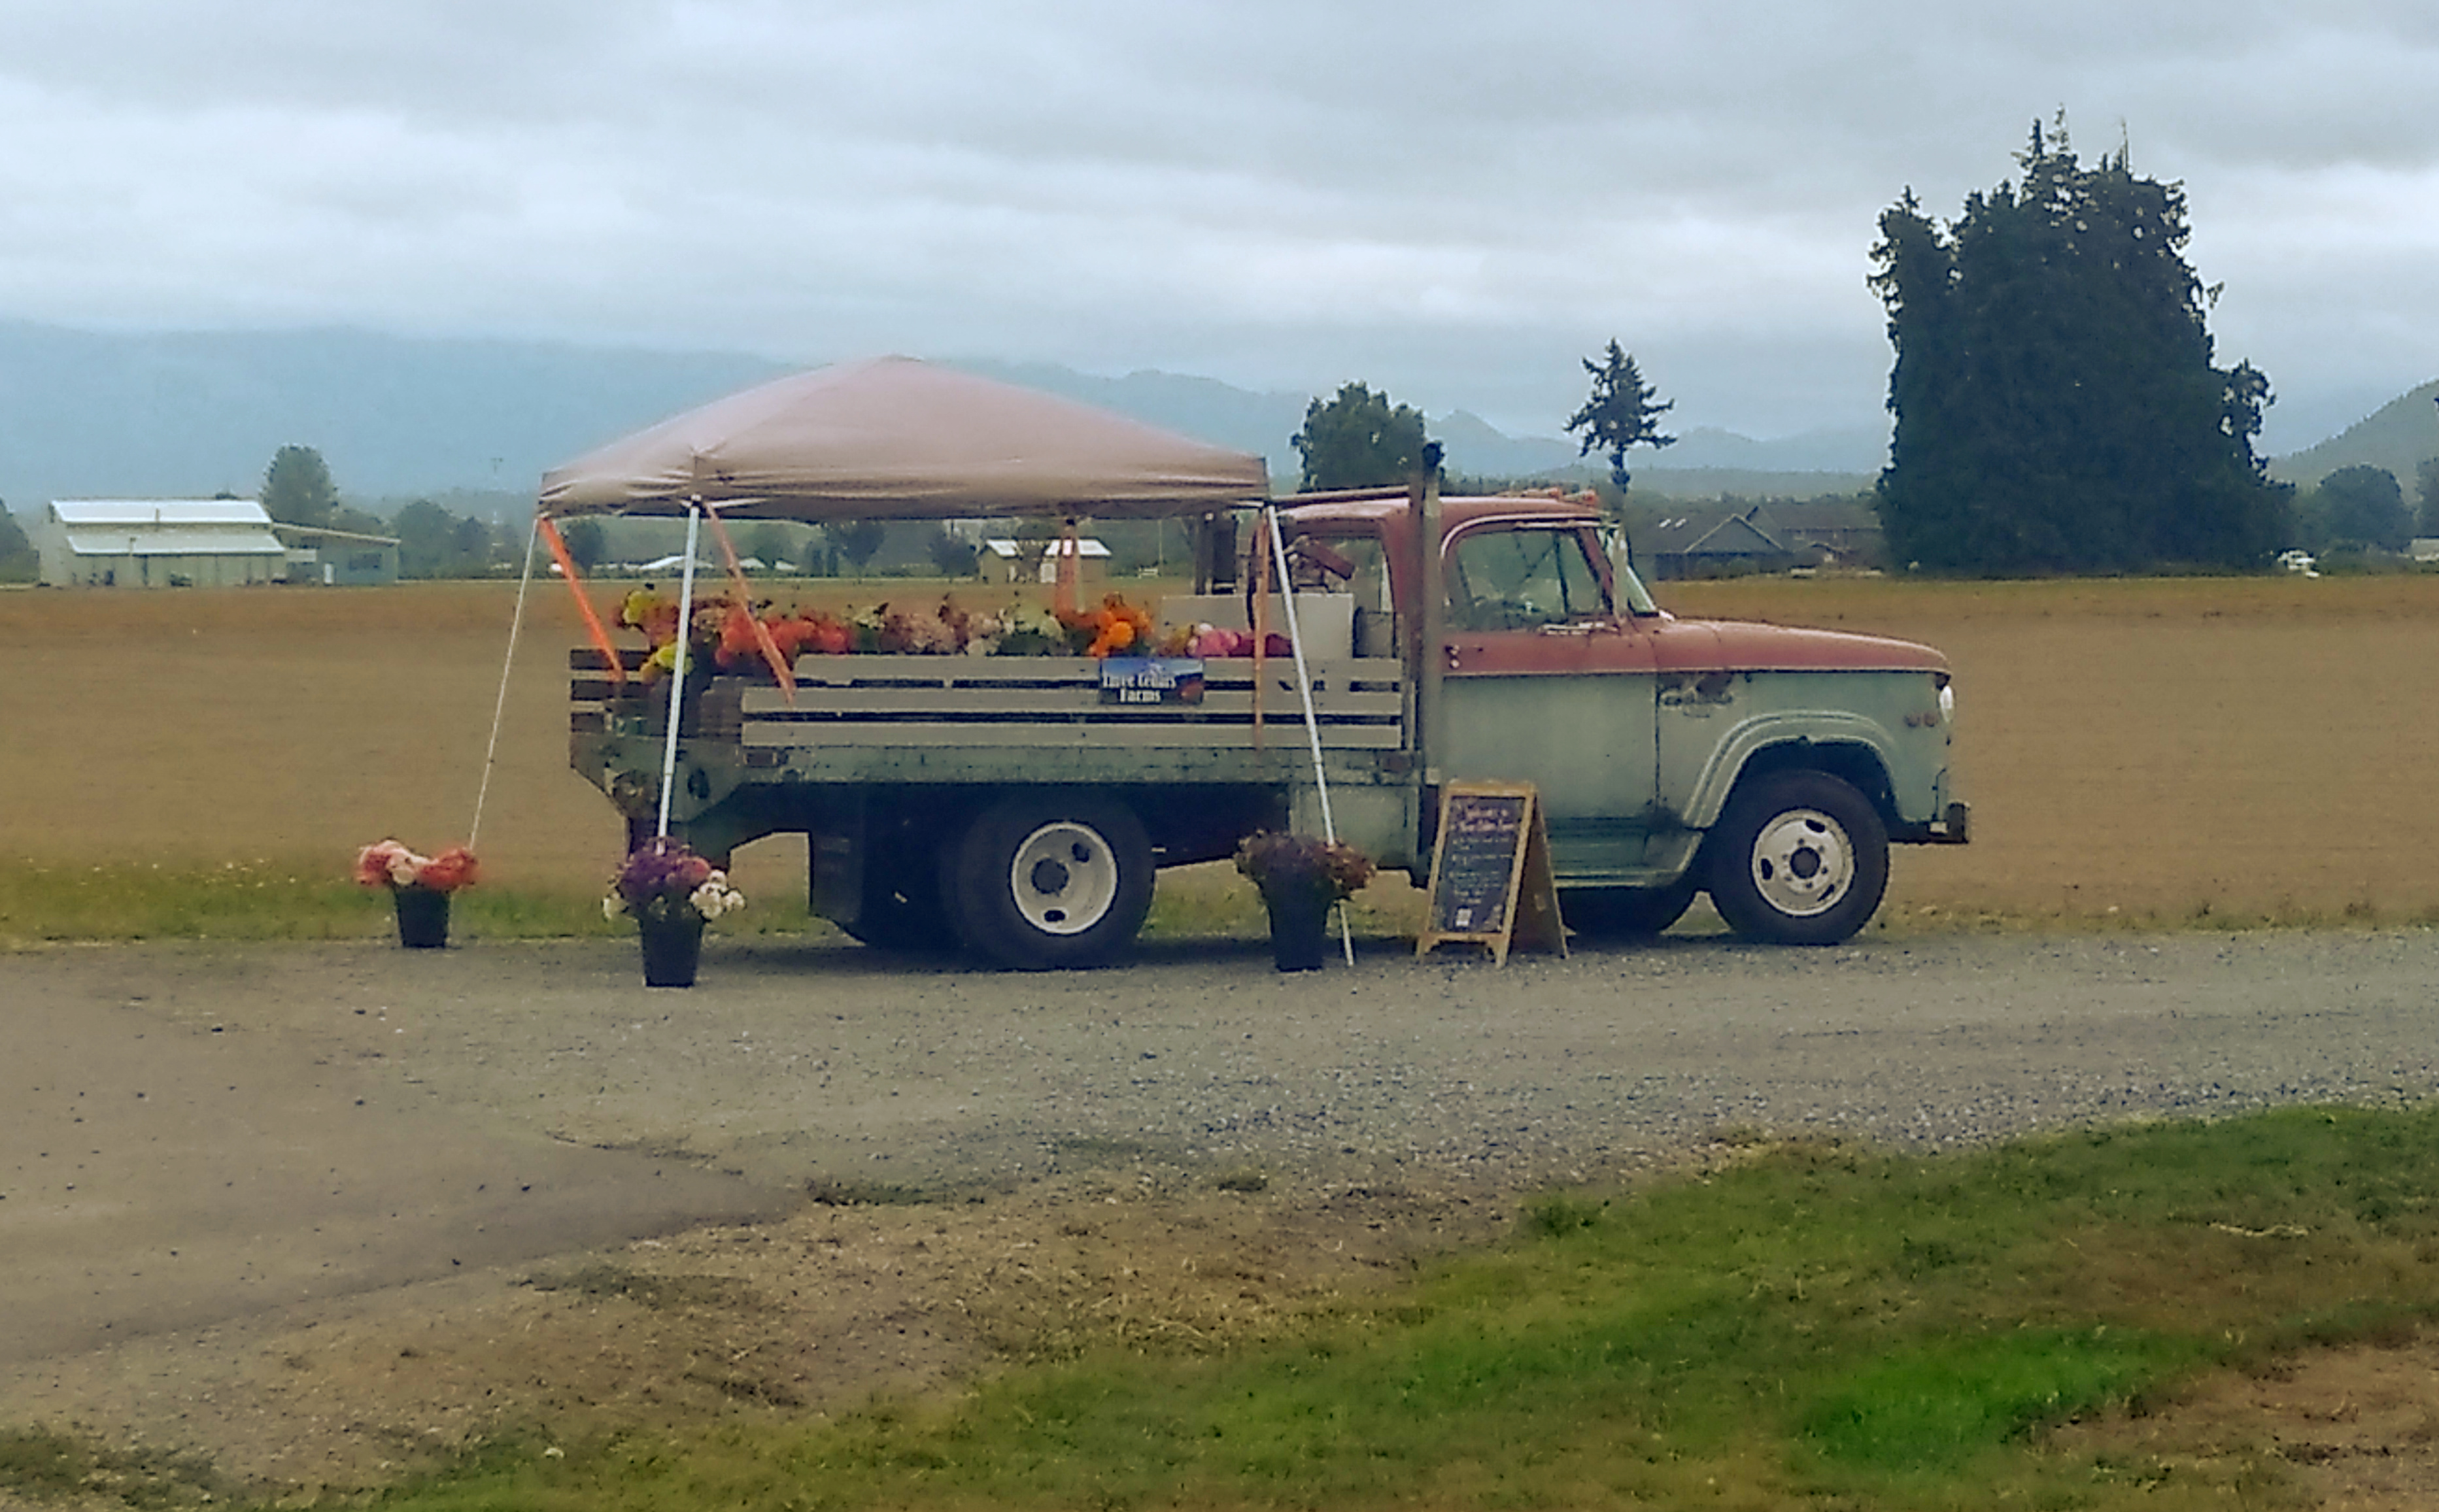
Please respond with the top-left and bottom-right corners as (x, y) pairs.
(326, 1104), (2439, 1512)
(0, 860), (1390, 947)
(0, 860), (774, 945)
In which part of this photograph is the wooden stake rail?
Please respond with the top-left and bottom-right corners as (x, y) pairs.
(570, 650), (1405, 751)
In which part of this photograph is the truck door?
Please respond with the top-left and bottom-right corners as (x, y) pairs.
(1433, 521), (1659, 882)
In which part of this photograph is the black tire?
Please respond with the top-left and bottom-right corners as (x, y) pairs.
(1561, 876), (1699, 940)
(942, 794), (1155, 969)
(838, 844), (957, 954)
(1705, 770), (1888, 945)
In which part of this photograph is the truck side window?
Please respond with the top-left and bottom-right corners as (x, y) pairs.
(1446, 527), (1609, 631)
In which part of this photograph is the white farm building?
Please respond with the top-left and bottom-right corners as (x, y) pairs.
(35, 499), (292, 588)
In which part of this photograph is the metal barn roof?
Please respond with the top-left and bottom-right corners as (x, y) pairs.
(50, 499), (277, 528)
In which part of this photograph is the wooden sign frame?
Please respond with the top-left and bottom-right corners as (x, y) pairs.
(1415, 781), (1568, 964)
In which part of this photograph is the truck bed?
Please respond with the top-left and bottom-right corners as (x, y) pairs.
(570, 650), (1412, 788)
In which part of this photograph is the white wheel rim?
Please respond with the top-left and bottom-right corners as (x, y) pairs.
(1747, 807), (1852, 919)
(1006, 821), (1121, 936)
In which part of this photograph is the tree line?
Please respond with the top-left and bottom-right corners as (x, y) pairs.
(1288, 115), (2439, 578)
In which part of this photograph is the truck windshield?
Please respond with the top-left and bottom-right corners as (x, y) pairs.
(1446, 525), (1612, 631)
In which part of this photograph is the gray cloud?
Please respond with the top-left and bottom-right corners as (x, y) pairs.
(1, 0), (2432, 449)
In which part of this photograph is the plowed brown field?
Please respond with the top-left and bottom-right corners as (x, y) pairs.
(1671, 573), (2439, 926)
(7, 573), (2436, 926)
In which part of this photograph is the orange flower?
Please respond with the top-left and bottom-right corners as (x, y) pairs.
(418, 846), (481, 891)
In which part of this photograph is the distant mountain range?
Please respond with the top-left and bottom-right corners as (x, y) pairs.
(2268, 382), (2439, 492)
(0, 321), (2422, 528)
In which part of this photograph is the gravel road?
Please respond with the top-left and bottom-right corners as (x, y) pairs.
(9, 926), (2438, 1371)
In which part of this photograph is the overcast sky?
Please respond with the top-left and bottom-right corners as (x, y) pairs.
(3, 1), (2431, 452)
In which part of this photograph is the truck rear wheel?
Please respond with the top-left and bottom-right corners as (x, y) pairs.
(1706, 771), (1887, 945)
(944, 794), (1155, 969)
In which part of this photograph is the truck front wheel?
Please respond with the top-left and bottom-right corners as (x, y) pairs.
(1705, 771), (1888, 945)
(944, 794), (1155, 969)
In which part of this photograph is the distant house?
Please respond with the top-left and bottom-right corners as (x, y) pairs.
(34, 499), (290, 587)
(272, 524), (401, 586)
(1638, 505), (1798, 580)
(1633, 501), (1885, 579)
(1762, 500), (1885, 568)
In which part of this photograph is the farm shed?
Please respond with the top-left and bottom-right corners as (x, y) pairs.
(981, 535), (1109, 585)
(273, 524), (401, 585)
(34, 500), (289, 588)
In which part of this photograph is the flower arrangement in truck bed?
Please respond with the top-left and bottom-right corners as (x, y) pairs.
(605, 838), (747, 925)
(610, 587), (1287, 680)
(354, 839), (480, 893)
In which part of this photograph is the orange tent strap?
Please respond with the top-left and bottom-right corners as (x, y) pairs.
(700, 505), (797, 703)
(538, 515), (624, 686)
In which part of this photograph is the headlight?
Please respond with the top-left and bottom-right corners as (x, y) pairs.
(1937, 682), (1956, 726)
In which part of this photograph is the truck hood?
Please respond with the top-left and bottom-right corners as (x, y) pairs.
(1650, 616), (1949, 675)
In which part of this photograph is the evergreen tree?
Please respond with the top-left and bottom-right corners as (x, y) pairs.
(261, 445), (339, 529)
(2309, 465), (2411, 552)
(1565, 341), (1675, 493)
(0, 499), (32, 575)
(562, 518), (609, 571)
(1871, 118), (2289, 573)
(1291, 382), (1431, 492)
(829, 519), (888, 575)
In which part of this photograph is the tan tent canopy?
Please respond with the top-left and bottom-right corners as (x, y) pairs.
(537, 356), (1269, 522)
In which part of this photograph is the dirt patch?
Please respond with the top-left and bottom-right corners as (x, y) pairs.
(2051, 1331), (2439, 1509)
(0, 1171), (1508, 1501)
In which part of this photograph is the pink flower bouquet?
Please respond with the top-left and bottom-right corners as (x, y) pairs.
(354, 839), (481, 893)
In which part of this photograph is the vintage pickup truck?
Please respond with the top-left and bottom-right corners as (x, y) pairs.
(568, 486), (1966, 968)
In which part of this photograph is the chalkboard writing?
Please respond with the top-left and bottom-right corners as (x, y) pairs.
(1416, 782), (1567, 964)
(1429, 792), (1527, 935)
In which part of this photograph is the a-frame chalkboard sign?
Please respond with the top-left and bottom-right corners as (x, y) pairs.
(1414, 781), (1568, 964)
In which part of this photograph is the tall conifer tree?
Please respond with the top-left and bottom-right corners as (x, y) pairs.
(1871, 118), (2289, 573)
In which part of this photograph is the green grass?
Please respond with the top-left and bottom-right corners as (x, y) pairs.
(0, 860), (816, 947)
(280, 1105), (2439, 1512)
(10, 858), (2434, 952)
(0, 860), (1392, 949)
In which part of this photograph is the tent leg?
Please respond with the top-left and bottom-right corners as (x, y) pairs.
(1263, 507), (1354, 966)
(468, 513), (542, 852)
(655, 503), (704, 841)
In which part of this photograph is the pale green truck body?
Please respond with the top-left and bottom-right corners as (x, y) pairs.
(569, 496), (1965, 967)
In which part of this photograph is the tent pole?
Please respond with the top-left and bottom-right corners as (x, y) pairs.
(467, 511), (541, 852)
(1264, 507), (1355, 966)
(655, 502), (704, 840)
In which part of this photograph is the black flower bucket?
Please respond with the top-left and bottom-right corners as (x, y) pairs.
(639, 914), (706, 987)
(392, 885), (450, 949)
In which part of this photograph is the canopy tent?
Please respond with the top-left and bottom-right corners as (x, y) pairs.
(507, 359), (1344, 960)
(536, 356), (1268, 521)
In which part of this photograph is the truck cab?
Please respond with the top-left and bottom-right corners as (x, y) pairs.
(1279, 492), (1966, 945)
